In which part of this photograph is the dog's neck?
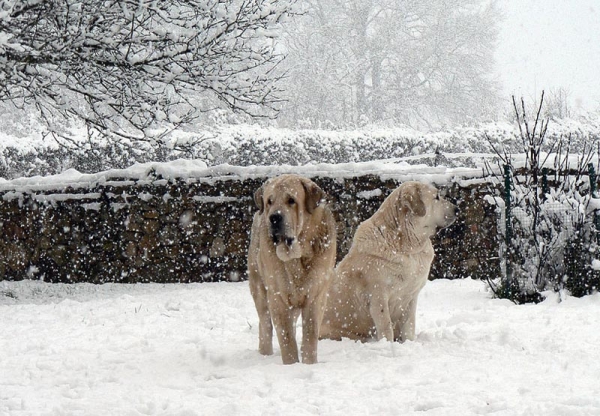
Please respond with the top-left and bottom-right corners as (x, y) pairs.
(356, 211), (432, 256)
(283, 257), (310, 280)
(298, 205), (331, 254)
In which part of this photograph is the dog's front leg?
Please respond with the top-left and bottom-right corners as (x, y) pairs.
(301, 292), (327, 364)
(270, 300), (299, 364)
(249, 277), (273, 355)
(395, 298), (418, 342)
(369, 291), (394, 341)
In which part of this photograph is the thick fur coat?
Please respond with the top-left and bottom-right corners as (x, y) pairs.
(320, 181), (457, 342)
(248, 174), (337, 364)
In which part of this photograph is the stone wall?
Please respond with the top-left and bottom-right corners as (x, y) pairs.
(0, 169), (500, 283)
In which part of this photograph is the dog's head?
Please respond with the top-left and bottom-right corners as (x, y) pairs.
(254, 174), (325, 261)
(396, 181), (458, 237)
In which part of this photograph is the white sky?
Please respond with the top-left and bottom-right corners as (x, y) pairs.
(496, 0), (600, 112)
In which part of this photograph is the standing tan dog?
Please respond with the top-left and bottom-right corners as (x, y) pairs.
(248, 174), (337, 364)
(320, 181), (457, 343)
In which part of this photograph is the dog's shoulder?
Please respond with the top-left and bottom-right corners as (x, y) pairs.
(305, 204), (337, 253)
(250, 211), (266, 244)
(349, 218), (388, 255)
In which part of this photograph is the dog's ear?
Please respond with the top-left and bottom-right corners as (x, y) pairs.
(301, 178), (325, 214)
(401, 185), (426, 217)
(254, 185), (264, 214)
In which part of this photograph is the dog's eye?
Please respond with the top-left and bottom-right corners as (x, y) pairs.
(267, 198), (273, 206)
(288, 197), (296, 205)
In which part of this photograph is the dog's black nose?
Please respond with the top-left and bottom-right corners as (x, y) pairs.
(269, 213), (283, 226)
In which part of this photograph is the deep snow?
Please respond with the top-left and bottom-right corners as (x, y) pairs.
(1, 278), (599, 416)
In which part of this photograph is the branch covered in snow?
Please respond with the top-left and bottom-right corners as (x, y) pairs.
(0, 0), (295, 143)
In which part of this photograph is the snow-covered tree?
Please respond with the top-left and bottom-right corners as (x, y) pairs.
(0, 0), (295, 143)
(279, 0), (501, 129)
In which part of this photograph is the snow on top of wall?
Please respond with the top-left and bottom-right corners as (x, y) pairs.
(0, 156), (489, 193)
(0, 149), (595, 194)
(0, 159), (207, 192)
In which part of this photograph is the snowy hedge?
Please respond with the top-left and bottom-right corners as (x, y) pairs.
(2, 119), (600, 180)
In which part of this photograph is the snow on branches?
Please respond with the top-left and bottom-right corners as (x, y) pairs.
(0, 0), (295, 143)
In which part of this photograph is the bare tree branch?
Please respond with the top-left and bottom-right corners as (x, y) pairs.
(0, 0), (296, 144)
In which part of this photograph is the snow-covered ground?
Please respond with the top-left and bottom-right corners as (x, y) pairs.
(1, 278), (599, 415)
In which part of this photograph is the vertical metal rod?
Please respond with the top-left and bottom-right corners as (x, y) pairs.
(541, 167), (549, 201)
(588, 163), (599, 244)
(504, 164), (513, 290)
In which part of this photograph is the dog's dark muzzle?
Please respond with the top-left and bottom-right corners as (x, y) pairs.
(269, 213), (294, 246)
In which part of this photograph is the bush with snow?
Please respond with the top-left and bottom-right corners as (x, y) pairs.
(485, 97), (600, 302)
(1, 118), (600, 179)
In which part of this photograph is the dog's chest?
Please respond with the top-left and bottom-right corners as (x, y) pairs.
(383, 248), (433, 293)
(277, 259), (315, 305)
(284, 258), (313, 283)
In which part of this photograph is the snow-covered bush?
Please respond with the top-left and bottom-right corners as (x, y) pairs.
(486, 94), (600, 302)
(2, 118), (600, 179)
(0, 140), (160, 179)
(502, 181), (600, 301)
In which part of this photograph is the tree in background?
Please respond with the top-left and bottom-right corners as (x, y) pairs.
(544, 87), (573, 119)
(0, 0), (295, 143)
(279, 0), (501, 129)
